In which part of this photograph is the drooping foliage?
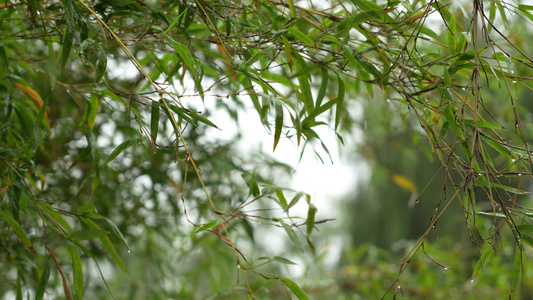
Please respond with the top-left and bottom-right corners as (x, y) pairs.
(2, 0), (533, 298)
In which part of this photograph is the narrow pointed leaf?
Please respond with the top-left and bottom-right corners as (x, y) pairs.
(0, 211), (32, 249)
(273, 101), (283, 151)
(69, 229), (110, 241)
(102, 139), (143, 167)
(306, 204), (317, 236)
(280, 220), (303, 251)
(71, 246), (84, 300)
(335, 77), (345, 130)
(35, 260), (51, 300)
(61, 21), (74, 71)
(281, 277), (309, 300)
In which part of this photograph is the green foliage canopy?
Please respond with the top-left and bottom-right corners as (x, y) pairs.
(2, 0), (533, 298)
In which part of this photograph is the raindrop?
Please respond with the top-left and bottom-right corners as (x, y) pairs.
(511, 70), (515, 74)
(519, 173), (522, 177)
(387, 99), (391, 103)
(127, 249), (131, 254)
(512, 81), (517, 84)
(512, 159), (516, 162)
(432, 225), (436, 229)
(470, 279), (474, 283)
(444, 267), (448, 270)
(237, 264), (241, 269)
(397, 285), (401, 289)
(415, 199), (419, 204)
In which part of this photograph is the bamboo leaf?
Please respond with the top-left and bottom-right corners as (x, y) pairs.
(281, 277), (309, 300)
(95, 46), (107, 85)
(471, 247), (493, 279)
(518, 224), (533, 233)
(61, 21), (74, 72)
(0, 211), (33, 249)
(150, 100), (160, 144)
(275, 189), (288, 209)
(104, 217), (130, 251)
(69, 229), (110, 241)
(316, 68), (328, 107)
(306, 204), (317, 236)
(335, 77), (345, 130)
(35, 260), (51, 300)
(87, 94), (99, 130)
(288, 28), (315, 48)
(510, 247), (522, 299)
(71, 246), (84, 300)
(273, 101), (283, 151)
(102, 139), (143, 167)
(280, 220), (303, 251)
(273, 256), (298, 265)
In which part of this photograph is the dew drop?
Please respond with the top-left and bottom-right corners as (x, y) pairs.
(127, 249), (131, 254)
(511, 70), (515, 74)
(512, 81), (517, 84)
(397, 285), (401, 289)
(387, 99), (391, 103)
(444, 267), (448, 270)
(237, 264), (241, 269)
(470, 279), (474, 283)
(519, 173), (522, 177)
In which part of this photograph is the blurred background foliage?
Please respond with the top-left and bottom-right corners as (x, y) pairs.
(2, 0), (533, 299)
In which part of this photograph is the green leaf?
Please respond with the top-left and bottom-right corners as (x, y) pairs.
(303, 100), (335, 126)
(475, 211), (507, 218)
(70, 241), (116, 299)
(351, 0), (382, 12)
(102, 138), (143, 167)
(150, 100), (160, 143)
(195, 220), (217, 233)
(83, 217), (127, 271)
(242, 171), (260, 197)
(281, 277), (309, 300)
(522, 234), (533, 248)
(104, 217), (130, 251)
(273, 256), (298, 265)
(71, 246), (84, 300)
(61, 21), (74, 72)
(471, 247), (493, 279)
(335, 77), (345, 130)
(174, 43), (196, 74)
(275, 189), (288, 209)
(69, 229), (110, 241)
(475, 181), (530, 195)
(288, 28), (315, 48)
(38, 202), (73, 232)
(510, 246), (522, 299)
(78, 204), (96, 215)
(86, 94), (99, 129)
(281, 36), (292, 69)
(273, 101), (283, 151)
(306, 204), (317, 236)
(518, 224), (533, 233)
(35, 260), (51, 300)
(95, 46), (107, 85)
(280, 220), (303, 251)
(316, 68), (328, 107)
(443, 67), (451, 87)
(0, 211), (32, 248)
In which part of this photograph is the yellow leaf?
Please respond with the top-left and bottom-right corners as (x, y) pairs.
(392, 174), (418, 193)
(13, 82), (50, 129)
